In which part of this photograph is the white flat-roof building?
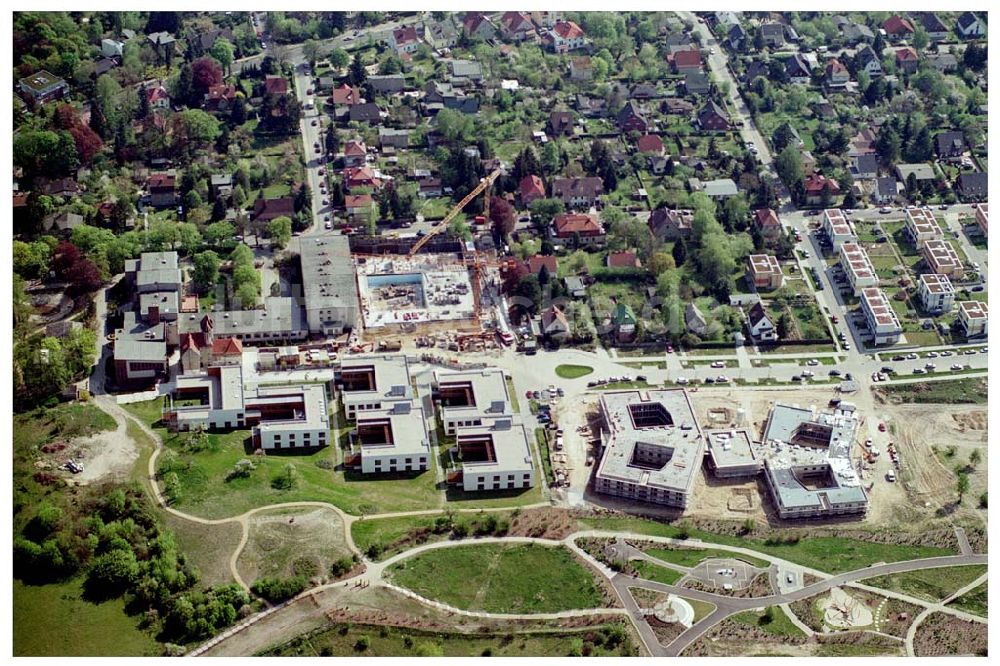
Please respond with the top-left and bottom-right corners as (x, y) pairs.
(759, 403), (868, 519)
(904, 207), (943, 248)
(839, 242), (878, 295)
(452, 419), (535, 492)
(299, 234), (359, 335)
(336, 354), (415, 419)
(747, 254), (783, 290)
(434, 368), (513, 436)
(958, 300), (988, 338)
(860, 287), (902, 345)
(351, 401), (431, 474)
(921, 239), (964, 279)
(705, 429), (760, 478)
(822, 209), (856, 251)
(975, 203), (988, 237)
(594, 389), (703, 509)
(163, 365), (330, 451)
(917, 273), (955, 314)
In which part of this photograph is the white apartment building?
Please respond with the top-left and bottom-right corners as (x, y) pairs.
(822, 209), (856, 251)
(336, 354), (415, 420)
(352, 401), (431, 475)
(904, 207), (943, 248)
(839, 242), (878, 295)
(917, 273), (955, 314)
(434, 368), (512, 436)
(958, 300), (988, 338)
(452, 419), (535, 492)
(860, 287), (903, 346)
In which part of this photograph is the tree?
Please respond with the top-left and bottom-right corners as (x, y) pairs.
(212, 196), (228, 222)
(775, 145), (804, 191)
(957, 472), (970, 503)
(267, 216), (292, 249)
(777, 312), (792, 339)
(348, 52), (367, 87)
(210, 38), (235, 75)
(329, 47), (350, 70)
(489, 196), (515, 237)
(302, 39), (322, 67)
(648, 252), (676, 275)
(230, 95), (248, 125)
(86, 549), (141, 598)
(842, 188), (858, 210)
(191, 56), (223, 96)
(204, 221), (236, 248)
(969, 449), (982, 468)
(191, 251), (220, 292)
(672, 238), (687, 266)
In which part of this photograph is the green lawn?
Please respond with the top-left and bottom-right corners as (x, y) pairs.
(387, 543), (604, 613)
(643, 545), (770, 570)
(631, 560), (684, 586)
(506, 378), (521, 413)
(877, 377), (988, 404)
(125, 398), (441, 519)
(14, 578), (160, 656)
(576, 517), (954, 574)
(730, 607), (807, 639)
(863, 565), (987, 603)
(555, 364), (594, 379)
(536, 427), (555, 488)
(948, 582), (988, 617)
(683, 596), (717, 623)
(261, 621), (637, 656)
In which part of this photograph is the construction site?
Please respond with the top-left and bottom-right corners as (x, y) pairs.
(357, 256), (476, 330)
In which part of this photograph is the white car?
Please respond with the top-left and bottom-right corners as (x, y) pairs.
(716, 375), (729, 383)
(927, 351), (938, 358)
(675, 377), (689, 385)
(324, 220), (332, 230)
(807, 359), (819, 366)
(711, 361), (726, 368)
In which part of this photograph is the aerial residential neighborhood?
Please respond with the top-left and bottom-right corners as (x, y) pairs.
(11, 8), (988, 658)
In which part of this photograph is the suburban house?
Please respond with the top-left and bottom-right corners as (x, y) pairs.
(636, 134), (664, 155)
(252, 196), (295, 222)
(921, 239), (964, 279)
(552, 213), (606, 246)
(860, 287), (903, 346)
(343, 140), (368, 168)
(753, 208), (783, 241)
(785, 54), (811, 84)
(18, 70), (69, 105)
(918, 273), (956, 314)
(926, 53), (958, 73)
(747, 302), (776, 342)
(203, 84), (237, 113)
(956, 172), (988, 202)
(649, 207), (693, 241)
(695, 100), (730, 131)
(839, 242), (878, 295)
(957, 301), (988, 338)
(747, 254), (783, 290)
(617, 101), (649, 133)
(390, 26), (422, 54)
(462, 13), (497, 40)
(210, 174), (233, 200)
(904, 207), (943, 248)
(378, 128), (410, 150)
(569, 56), (593, 81)
(330, 83), (362, 107)
(500, 11), (536, 41)
(349, 102), (382, 124)
(264, 75), (289, 96)
(895, 47), (919, 74)
(367, 75), (406, 94)
(856, 45), (883, 78)
(607, 251), (640, 269)
(345, 194), (375, 220)
(873, 177), (899, 204)
(525, 254), (558, 277)
(759, 22), (789, 47)
(540, 305), (570, 341)
(825, 58), (850, 88)
(670, 48), (703, 74)
(424, 19), (458, 49)
(611, 303), (637, 342)
(682, 71), (711, 95)
(685, 302), (708, 336)
(882, 15), (915, 40)
(956, 12), (986, 39)
(343, 166), (384, 191)
(449, 59), (484, 83)
(546, 20), (586, 52)
(916, 12), (950, 41)
(840, 20), (875, 45)
(146, 84), (171, 110)
(851, 154), (879, 181)
(803, 173), (841, 206)
(518, 174), (546, 206)
(42, 212), (84, 234)
(895, 163), (938, 184)
(552, 177), (604, 209)
(548, 110), (576, 137)
(422, 81), (479, 114)
(147, 171), (177, 208)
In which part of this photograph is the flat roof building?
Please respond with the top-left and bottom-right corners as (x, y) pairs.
(336, 354), (415, 419)
(921, 239), (964, 279)
(434, 367), (513, 436)
(179, 297), (308, 345)
(822, 209), (856, 251)
(860, 287), (902, 346)
(839, 242), (878, 295)
(705, 429), (760, 478)
(904, 207), (943, 248)
(975, 203), (988, 237)
(594, 389), (703, 509)
(299, 234), (359, 335)
(747, 254), (783, 290)
(350, 401), (431, 475)
(958, 300), (988, 338)
(451, 419), (535, 492)
(917, 273), (955, 314)
(759, 403), (868, 519)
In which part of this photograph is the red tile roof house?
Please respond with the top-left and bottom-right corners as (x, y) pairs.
(540, 305), (570, 341)
(636, 134), (664, 155)
(252, 196), (295, 222)
(607, 251), (641, 269)
(895, 47), (920, 74)
(753, 208), (783, 239)
(547, 20), (586, 52)
(264, 75), (289, 96)
(463, 13), (497, 40)
(803, 173), (841, 206)
(552, 213), (606, 246)
(552, 177), (604, 209)
(500, 11), (536, 41)
(343, 166), (383, 191)
(343, 140), (368, 168)
(389, 26), (421, 55)
(519, 174), (546, 206)
(203, 84), (237, 113)
(882, 15), (915, 40)
(147, 171), (177, 208)
(669, 48), (702, 74)
(147, 84), (171, 109)
(825, 58), (850, 88)
(525, 254), (558, 276)
(330, 83), (361, 106)
(345, 194), (374, 219)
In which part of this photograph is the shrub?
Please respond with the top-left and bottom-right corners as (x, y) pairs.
(355, 635), (371, 651)
(250, 575), (308, 603)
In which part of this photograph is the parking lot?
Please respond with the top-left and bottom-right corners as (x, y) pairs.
(688, 558), (760, 591)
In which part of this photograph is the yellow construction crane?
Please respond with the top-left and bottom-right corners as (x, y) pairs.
(408, 168), (501, 256)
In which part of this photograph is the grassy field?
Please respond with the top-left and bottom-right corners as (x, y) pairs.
(948, 581), (987, 617)
(730, 607), (806, 639)
(576, 517), (954, 574)
(683, 597), (717, 623)
(237, 506), (355, 583)
(125, 398), (441, 519)
(863, 565), (987, 603)
(643, 545), (770, 569)
(554, 364), (595, 379)
(160, 512), (242, 588)
(536, 427), (555, 488)
(631, 560), (684, 586)
(14, 578), (160, 656)
(261, 622), (637, 657)
(387, 543), (604, 613)
(877, 377), (988, 404)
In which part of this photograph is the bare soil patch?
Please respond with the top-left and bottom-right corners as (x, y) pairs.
(646, 614), (686, 646)
(912, 612), (987, 656)
(236, 507), (352, 585)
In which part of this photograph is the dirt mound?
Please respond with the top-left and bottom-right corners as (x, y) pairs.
(953, 411), (987, 431)
(508, 507), (576, 539)
(913, 612), (987, 656)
